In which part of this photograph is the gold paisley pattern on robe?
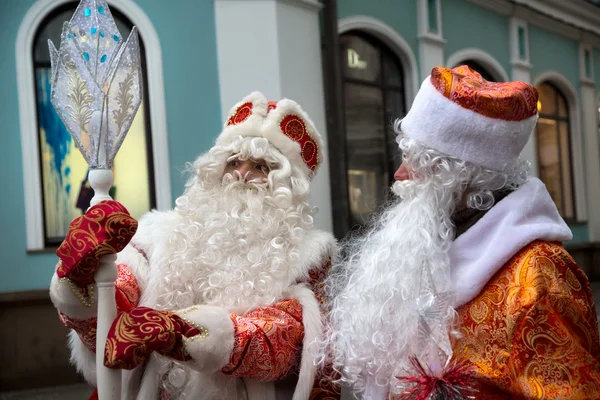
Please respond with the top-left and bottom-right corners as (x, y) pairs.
(56, 200), (138, 287)
(454, 240), (600, 399)
(104, 307), (201, 370)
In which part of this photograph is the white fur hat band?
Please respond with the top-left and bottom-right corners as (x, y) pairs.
(400, 65), (539, 171)
(216, 91), (323, 179)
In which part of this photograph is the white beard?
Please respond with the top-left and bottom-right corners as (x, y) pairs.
(322, 179), (458, 394)
(154, 178), (310, 314)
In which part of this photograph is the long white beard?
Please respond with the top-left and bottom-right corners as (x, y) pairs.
(322, 179), (458, 394)
(154, 178), (310, 314)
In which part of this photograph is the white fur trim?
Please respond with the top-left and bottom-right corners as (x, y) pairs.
(292, 229), (337, 284)
(283, 284), (323, 400)
(215, 92), (324, 179)
(133, 210), (182, 308)
(49, 271), (98, 319)
(451, 177), (572, 307)
(401, 77), (538, 171)
(177, 305), (236, 373)
(68, 329), (97, 386)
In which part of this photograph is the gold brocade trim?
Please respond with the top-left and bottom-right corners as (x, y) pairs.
(60, 277), (95, 307)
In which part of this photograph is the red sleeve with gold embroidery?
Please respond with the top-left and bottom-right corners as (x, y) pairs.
(221, 298), (304, 381)
(454, 241), (600, 399)
(58, 263), (141, 352)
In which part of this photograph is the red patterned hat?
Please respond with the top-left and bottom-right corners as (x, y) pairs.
(400, 65), (539, 171)
(216, 92), (323, 179)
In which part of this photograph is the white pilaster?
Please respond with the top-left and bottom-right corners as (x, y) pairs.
(214, 0), (332, 232)
(417, 0), (445, 80)
(579, 43), (600, 240)
(509, 17), (536, 175)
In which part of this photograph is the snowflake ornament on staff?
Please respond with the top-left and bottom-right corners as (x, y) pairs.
(49, 0), (142, 398)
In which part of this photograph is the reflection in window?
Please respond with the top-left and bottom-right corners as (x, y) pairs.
(34, 2), (156, 247)
(340, 33), (406, 229)
(535, 82), (575, 219)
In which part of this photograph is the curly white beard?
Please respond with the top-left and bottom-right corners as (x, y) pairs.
(320, 177), (458, 395)
(153, 175), (313, 315)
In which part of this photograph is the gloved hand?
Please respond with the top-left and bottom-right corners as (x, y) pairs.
(104, 307), (205, 370)
(56, 200), (138, 287)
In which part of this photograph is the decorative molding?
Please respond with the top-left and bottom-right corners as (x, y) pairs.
(532, 70), (588, 222)
(417, 0), (445, 80)
(509, 17), (530, 65)
(579, 43), (595, 82)
(338, 15), (420, 107)
(469, 0), (600, 46)
(417, 0), (443, 39)
(446, 48), (510, 82)
(513, 0), (600, 38)
(215, 0), (322, 11)
(277, 0), (322, 11)
(417, 33), (447, 45)
(16, 0), (171, 250)
(467, 0), (513, 15)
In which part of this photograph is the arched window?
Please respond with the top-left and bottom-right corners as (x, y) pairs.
(340, 32), (406, 230)
(33, 2), (156, 247)
(535, 82), (575, 219)
(459, 59), (497, 82)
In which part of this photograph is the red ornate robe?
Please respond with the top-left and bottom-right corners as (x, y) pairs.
(453, 240), (600, 399)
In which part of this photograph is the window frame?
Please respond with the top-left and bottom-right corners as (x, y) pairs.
(535, 81), (577, 222)
(339, 31), (407, 233)
(17, 0), (171, 252)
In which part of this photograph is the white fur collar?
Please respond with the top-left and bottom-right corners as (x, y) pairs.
(450, 177), (572, 308)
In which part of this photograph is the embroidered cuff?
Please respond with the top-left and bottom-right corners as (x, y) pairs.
(176, 305), (235, 373)
(50, 272), (98, 320)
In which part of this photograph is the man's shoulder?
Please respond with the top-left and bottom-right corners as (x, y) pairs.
(131, 209), (180, 250)
(500, 240), (588, 297)
(291, 229), (336, 283)
(298, 229), (337, 269)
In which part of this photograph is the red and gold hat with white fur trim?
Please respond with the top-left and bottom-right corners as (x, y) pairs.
(400, 65), (539, 171)
(216, 91), (323, 179)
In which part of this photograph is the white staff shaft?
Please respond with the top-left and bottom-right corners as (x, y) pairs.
(89, 168), (122, 400)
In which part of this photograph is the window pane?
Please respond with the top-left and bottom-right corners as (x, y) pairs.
(536, 118), (562, 214)
(382, 54), (403, 87)
(537, 83), (557, 116)
(558, 122), (574, 218)
(344, 83), (386, 226)
(557, 93), (568, 119)
(428, 0), (438, 33)
(340, 35), (381, 83)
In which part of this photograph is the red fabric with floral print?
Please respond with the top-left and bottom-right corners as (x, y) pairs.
(221, 298), (305, 381)
(430, 65), (538, 121)
(58, 264), (141, 353)
(226, 102), (253, 126)
(279, 115), (319, 174)
(56, 200), (138, 287)
(104, 307), (203, 370)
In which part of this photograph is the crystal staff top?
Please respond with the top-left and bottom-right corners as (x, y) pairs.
(48, 0), (143, 169)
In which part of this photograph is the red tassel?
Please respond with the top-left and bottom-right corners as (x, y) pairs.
(395, 356), (478, 400)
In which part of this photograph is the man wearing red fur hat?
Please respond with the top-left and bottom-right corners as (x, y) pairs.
(318, 66), (600, 399)
(50, 92), (336, 400)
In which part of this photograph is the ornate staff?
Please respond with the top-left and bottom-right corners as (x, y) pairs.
(49, 0), (142, 398)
